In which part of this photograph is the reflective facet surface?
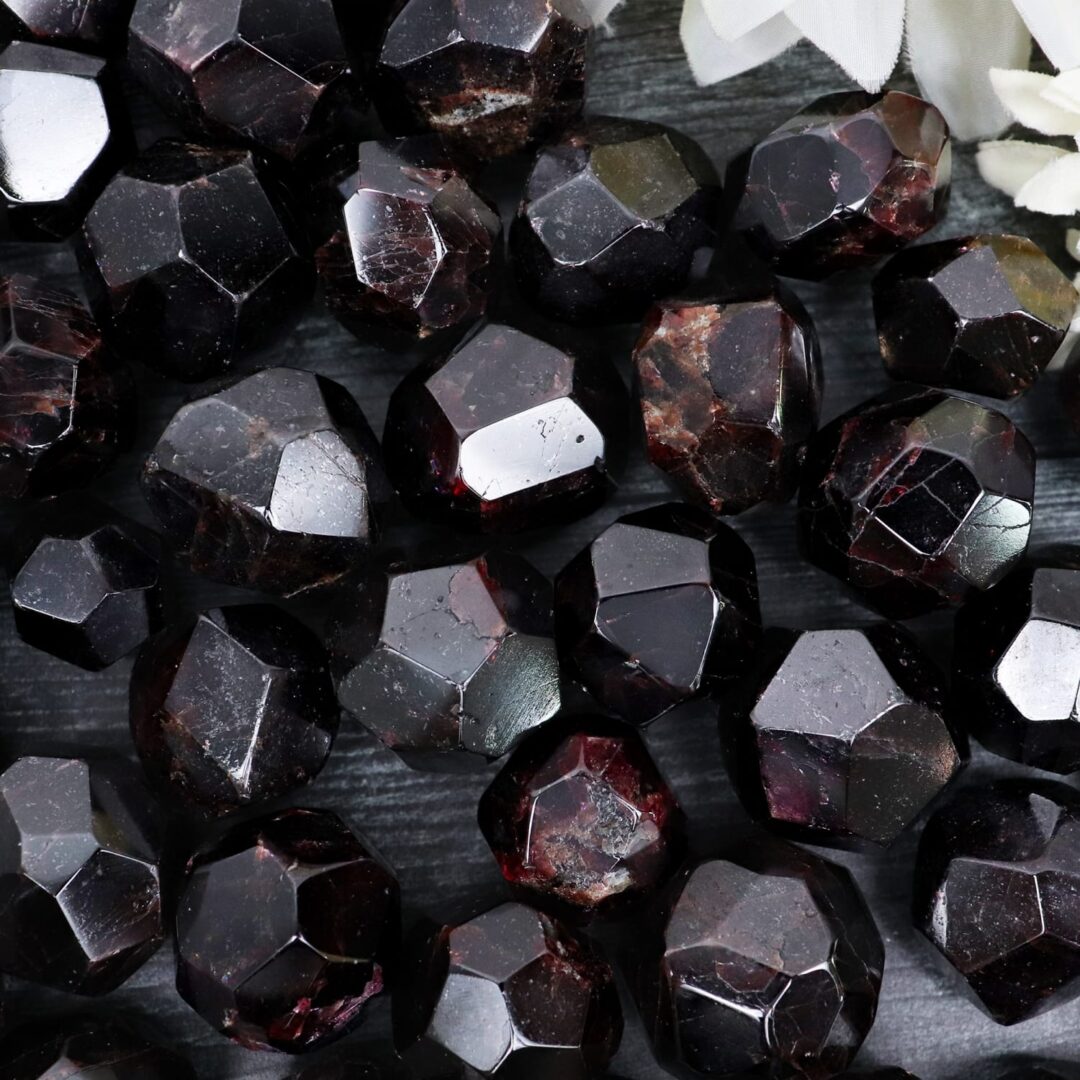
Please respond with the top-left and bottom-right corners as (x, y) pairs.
(0, 0), (135, 51)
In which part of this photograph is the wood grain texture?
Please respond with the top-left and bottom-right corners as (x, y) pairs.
(3, 3), (1080, 1077)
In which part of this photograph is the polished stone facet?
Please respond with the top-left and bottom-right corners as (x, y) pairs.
(726, 625), (965, 847)
(176, 807), (399, 1053)
(634, 284), (822, 514)
(330, 551), (560, 769)
(729, 91), (951, 279)
(512, 117), (722, 325)
(142, 367), (389, 595)
(394, 901), (622, 1079)
(315, 137), (501, 346)
(0, 0), (134, 51)
(0, 755), (162, 995)
(555, 504), (761, 725)
(79, 140), (313, 382)
(637, 839), (883, 1080)
(130, 605), (338, 815)
(8, 496), (162, 671)
(913, 780), (1080, 1024)
(479, 719), (684, 918)
(373, 0), (591, 160)
(383, 322), (627, 532)
(294, 1062), (389, 1080)
(128, 0), (362, 161)
(874, 234), (1078, 399)
(0, 275), (132, 499)
(798, 387), (1035, 618)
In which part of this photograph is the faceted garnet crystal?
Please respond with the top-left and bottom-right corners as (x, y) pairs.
(0, 755), (163, 995)
(373, 0), (591, 160)
(913, 780), (1080, 1024)
(634, 283), (822, 514)
(128, 0), (362, 162)
(726, 625), (966, 847)
(729, 91), (951, 279)
(130, 605), (338, 815)
(383, 322), (627, 532)
(555, 504), (761, 725)
(874, 234), (1079, 399)
(638, 839), (883, 1080)
(79, 139), (313, 382)
(0, 0), (134, 52)
(142, 367), (389, 595)
(478, 718), (684, 918)
(176, 807), (400, 1053)
(330, 551), (560, 769)
(7, 495), (162, 671)
(0, 274), (132, 499)
(799, 387), (1035, 619)
(512, 117), (722, 325)
(294, 1062), (389, 1080)
(394, 901), (622, 1079)
(314, 136), (501, 346)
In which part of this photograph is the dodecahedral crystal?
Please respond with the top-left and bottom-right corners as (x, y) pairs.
(634, 284), (822, 514)
(0, 0), (134, 52)
(913, 780), (1080, 1024)
(0, 275), (132, 499)
(314, 137), (501, 346)
(637, 839), (884, 1080)
(7, 496), (162, 671)
(555, 504), (761, 725)
(726, 625), (966, 847)
(0, 755), (163, 995)
(330, 551), (560, 769)
(394, 901), (622, 1079)
(728, 91), (951, 280)
(130, 605), (338, 815)
(128, 0), (362, 162)
(478, 719), (684, 918)
(176, 807), (399, 1052)
(874, 234), (1079, 399)
(142, 367), (389, 595)
(512, 117), (722, 325)
(373, 0), (591, 161)
(78, 140), (313, 382)
(0, 42), (127, 240)
(798, 387), (1035, 619)
(383, 322), (627, 532)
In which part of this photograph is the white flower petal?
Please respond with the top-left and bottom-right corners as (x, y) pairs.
(1016, 152), (1080, 213)
(701, 0), (792, 41)
(784, 0), (904, 92)
(907, 0), (1031, 141)
(1040, 68), (1080, 114)
(976, 139), (1070, 196)
(1013, 0), (1080, 72)
(580, 0), (623, 26)
(989, 68), (1080, 134)
(680, 0), (801, 85)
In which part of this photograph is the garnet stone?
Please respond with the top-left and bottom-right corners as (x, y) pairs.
(799, 387), (1035, 618)
(729, 91), (951, 279)
(176, 807), (400, 1053)
(0, 0), (134, 52)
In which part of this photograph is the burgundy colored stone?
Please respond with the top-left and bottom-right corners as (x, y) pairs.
(555, 504), (761, 725)
(634, 284), (822, 514)
(394, 901), (622, 1079)
(0, 274), (132, 499)
(176, 807), (400, 1053)
(0, 0), (134, 52)
(729, 90), (951, 279)
(478, 718), (684, 918)
(383, 322), (627, 532)
(798, 387), (1035, 619)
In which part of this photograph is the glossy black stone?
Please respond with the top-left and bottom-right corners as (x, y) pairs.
(383, 322), (627, 532)
(142, 366), (389, 596)
(7, 495), (162, 671)
(913, 780), (1080, 1025)
(0, 0), (134, 51)
(130, 605), (338, 815)
(176, 807), (400, 1053)
(725, 624), (966, 847)
(294, 1062), (390, 1080)
(78, 140), (313, 382)
(798, 387), (1035, 619)
(555, 504), (761, 725)
(512, 117), (722, 325)
(0, 755), (162, 995)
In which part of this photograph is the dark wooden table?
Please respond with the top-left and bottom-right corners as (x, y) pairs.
(4, 2), (1080, 1077)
